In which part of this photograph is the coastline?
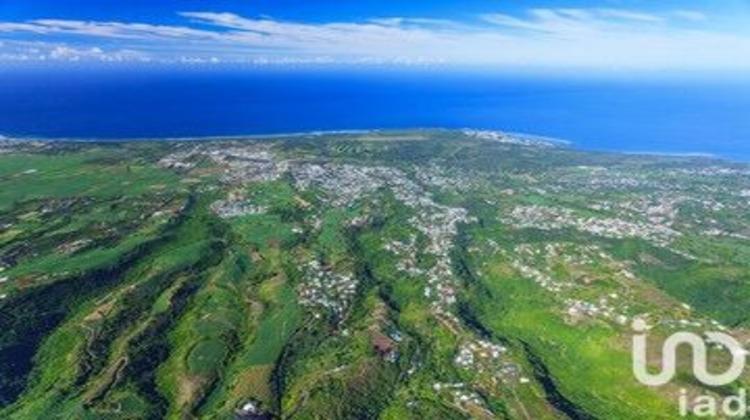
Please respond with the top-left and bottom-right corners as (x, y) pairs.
(0, 127), (744, 163)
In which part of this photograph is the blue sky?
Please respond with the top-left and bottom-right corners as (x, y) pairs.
(1, 0), (749, 70)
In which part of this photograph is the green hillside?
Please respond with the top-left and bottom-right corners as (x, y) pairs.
(0, 131), (748, 419)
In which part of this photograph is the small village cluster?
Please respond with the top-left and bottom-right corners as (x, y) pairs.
(160, 145), (289, 183)
(410, 206), (466, 310)
(414, 164), (478, 192)
(384, 175), (474, 310)
(509, 259), (571, 294)
(507, 204), (681, 246)
(616, 195), (682, 227)
(462, 129), (558, 147)
(703, 228), (750, 240)
(509, 164), (750, 248)
(296, 260), (358, 320)
(291, 163), (387, 206)
(669, 166), (750, 177)
(432, 382), (488, 408)
(210, 148), (289, 184)
(453, 339), (520, 383)
(596, 193), (744, 236)
(563, 297), (630, 326)
(157, 149), (200, 171)
(210, 199), (268, 219)
(551, 166), (659, 192)
(508, 243), (635, 326)
(0, 139), (45, 155)
(506, 241), (728, 337)
(383, 236), (422, 277)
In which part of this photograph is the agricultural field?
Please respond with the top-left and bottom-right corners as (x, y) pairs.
(0, 130), (748, 419)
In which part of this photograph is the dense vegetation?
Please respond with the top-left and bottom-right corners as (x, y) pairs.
(0, 130), (748, 419)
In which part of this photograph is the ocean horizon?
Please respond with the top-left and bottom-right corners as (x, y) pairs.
(1, 66), (749, 160)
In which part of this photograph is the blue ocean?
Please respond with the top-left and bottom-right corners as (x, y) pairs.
(1, 66), (749, 160)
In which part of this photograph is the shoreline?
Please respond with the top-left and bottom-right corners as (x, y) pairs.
(1, 128), (744, 163)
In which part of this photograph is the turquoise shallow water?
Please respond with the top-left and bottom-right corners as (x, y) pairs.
(1, 67), (749, 160)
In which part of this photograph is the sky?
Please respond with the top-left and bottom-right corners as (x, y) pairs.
(1, 0), (750, 71)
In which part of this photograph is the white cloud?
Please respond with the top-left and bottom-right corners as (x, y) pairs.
(0, 19), (219, 40)
(0, 40), (152, 62)
(47, 45), (149, 62)
(596, 9), (665, 23)
(482, 8), (665, 34)
(672, 10), (709, 22)
(0, 8), (749, 70)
